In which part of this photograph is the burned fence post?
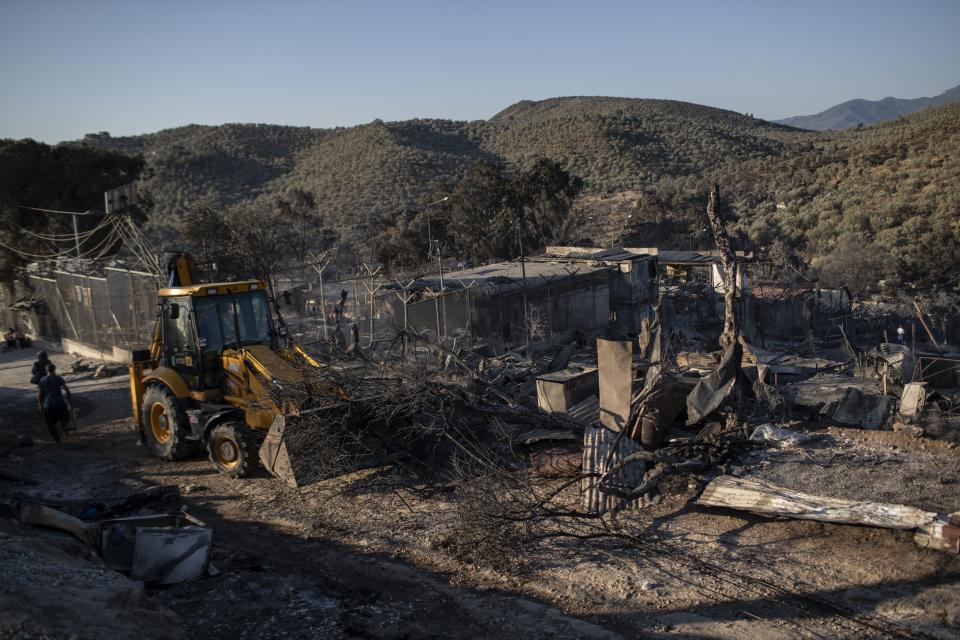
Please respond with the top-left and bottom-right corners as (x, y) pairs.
(394, 278), (416, 360)
(308, 250), (331, 340)
(361, 263), (383, 348)
(457, 279), (478, 345)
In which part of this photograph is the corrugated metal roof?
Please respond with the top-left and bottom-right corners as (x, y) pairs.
(409, 259), (611, 292)
(541, 246), (656, 262)
(658, 250), (723, 264)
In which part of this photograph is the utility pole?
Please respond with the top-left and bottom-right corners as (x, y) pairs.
(428, 286), (442, 349)
(515, 216), (529, 350)
(436, 242), (447, 342)
(72, 214), (81, 257)
(424, 196), (449, 259)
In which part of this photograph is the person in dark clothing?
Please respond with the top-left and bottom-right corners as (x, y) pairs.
(30, 351), (50, 385)
(37, 363), (72, 441)
(4, 328), (16, 351)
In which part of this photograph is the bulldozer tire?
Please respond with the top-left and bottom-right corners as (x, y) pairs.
(207, 422), (258, 478)
(141, 384), (197, 461)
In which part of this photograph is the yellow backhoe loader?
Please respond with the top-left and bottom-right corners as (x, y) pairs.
(128, 253), (331, 484)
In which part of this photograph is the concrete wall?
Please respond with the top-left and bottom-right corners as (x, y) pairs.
(60, 337), (129, 363)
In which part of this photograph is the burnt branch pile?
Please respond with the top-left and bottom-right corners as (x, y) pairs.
(267, 356), (581, 488)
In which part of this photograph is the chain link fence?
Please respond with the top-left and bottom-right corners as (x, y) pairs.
(5, 267), (160, 359)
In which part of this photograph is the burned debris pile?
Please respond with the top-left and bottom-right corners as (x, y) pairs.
(242, 186), (960, 564)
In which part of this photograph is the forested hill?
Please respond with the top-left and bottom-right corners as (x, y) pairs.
(72, 96), (960, 290)
(77, 96), (809, 236)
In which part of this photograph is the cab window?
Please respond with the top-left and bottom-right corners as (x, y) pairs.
(164, 296), (194, 354)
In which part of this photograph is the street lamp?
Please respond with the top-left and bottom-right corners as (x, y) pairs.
(425, 196), (449, 258)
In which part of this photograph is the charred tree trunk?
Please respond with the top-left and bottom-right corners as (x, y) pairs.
(706, 186), (738, 348)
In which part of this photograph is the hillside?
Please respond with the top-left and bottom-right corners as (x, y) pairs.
(484, 97), (804, 191)
(777, 84), (960, 130)
(618, 102), (960, 289)
(73, 96), (960, 290)
(80, 97), (812, 239)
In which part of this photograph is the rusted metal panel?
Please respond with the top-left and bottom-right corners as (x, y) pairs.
(581, 424), (645, 513)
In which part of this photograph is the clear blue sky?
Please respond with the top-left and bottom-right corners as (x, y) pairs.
(1, 0), (958, 142)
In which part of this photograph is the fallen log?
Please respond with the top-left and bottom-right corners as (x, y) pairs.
(698, 475), (959, 553)
(16, 502), (98, 547)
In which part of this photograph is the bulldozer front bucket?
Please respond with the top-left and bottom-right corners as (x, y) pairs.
(258, 414), (301, 488)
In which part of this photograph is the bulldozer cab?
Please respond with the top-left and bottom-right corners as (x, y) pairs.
(159, 282), (275, 391)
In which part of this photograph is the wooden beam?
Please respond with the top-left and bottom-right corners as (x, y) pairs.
(698, 476), (958, 553)
(913, 300), (941, 349)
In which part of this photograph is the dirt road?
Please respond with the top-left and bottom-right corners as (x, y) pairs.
(0, 348), (622, 639)
(2, 347), (960, 639)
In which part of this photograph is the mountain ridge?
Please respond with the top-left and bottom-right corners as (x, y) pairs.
(777, 84), (960, 130)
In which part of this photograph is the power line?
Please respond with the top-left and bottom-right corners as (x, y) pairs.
(17, 205), (104, 216)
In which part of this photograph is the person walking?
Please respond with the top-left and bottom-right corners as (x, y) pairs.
(37, 363), (72, 441)
(30, 351), (51, 385)
(896, 324), (906, 345)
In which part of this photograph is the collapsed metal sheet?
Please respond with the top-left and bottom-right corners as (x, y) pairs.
(824, 387), (894, 429)
(870, 343), (917, 384)
(686, 340), (742, 425)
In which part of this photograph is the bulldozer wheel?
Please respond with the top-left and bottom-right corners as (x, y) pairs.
(141, 384), (197, 461)
(207, 422), (257, 478)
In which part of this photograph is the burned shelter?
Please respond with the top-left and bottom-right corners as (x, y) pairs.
(385, 247), (658, 347)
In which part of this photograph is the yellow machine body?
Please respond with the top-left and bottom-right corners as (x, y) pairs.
(128, 260), (335, 482)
